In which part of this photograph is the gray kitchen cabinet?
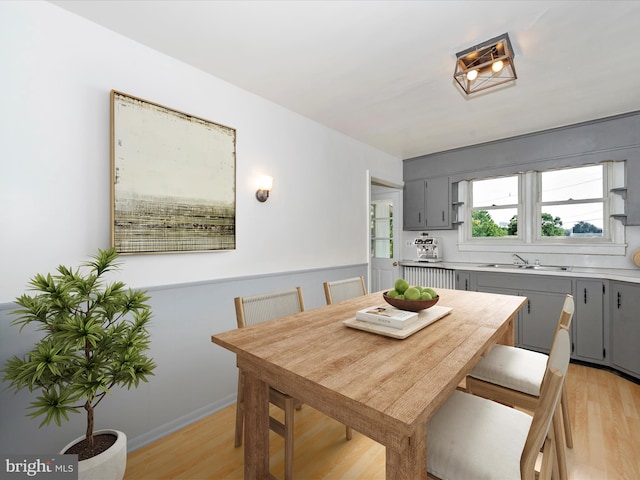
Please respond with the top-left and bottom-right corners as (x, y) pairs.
(455, 271), (471, 291)
(518, 290), (569, 353)
(473, 272), (572, 352)
(425, 177), (449, 228)
(610, 281), (640, 377)
(574, 279), (607, 364)
(404, 179), (426, 229)
(462, 269), (637, 380)
(403, 177), (450, 230)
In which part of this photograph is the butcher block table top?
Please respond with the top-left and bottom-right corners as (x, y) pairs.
(211, 288), (526, 479)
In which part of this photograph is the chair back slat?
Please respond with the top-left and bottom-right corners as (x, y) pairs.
(324, 276), (366, 305)
(235, 287), (304, 328)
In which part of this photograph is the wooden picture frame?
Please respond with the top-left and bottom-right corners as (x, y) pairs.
(110, 90), (236, 254)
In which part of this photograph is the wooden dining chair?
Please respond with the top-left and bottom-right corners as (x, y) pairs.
(323, 276), (366, 305)
(427, 327), (571, 480)
(234, 287), (305, 480)
(234, 286), (351, 479)
(465, 295), (575, 480)
(322, 276), (366, 441)
(466, 294), (575, 455)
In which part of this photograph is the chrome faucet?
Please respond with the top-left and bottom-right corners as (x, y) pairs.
(512, 253), (528, 265)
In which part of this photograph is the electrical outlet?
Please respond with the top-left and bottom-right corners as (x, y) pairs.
(406, 240), (413, 247)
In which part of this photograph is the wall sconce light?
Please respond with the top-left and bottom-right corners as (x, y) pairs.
(453, 33), (517, 95)
(255, 175), (273, 202)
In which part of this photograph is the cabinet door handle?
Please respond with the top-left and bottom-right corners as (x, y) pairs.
(527, 299), (531, 314)
(617, 292), (622, 309)
(584, 287), (588, 304)
(442, 210), (445, 222)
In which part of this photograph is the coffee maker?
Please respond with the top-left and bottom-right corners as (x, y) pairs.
(414, 235), (442, 262)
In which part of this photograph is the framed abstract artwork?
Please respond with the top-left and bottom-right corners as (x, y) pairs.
(110, 90), (236, 254)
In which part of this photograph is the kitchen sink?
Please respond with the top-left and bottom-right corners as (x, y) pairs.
(478, 263), (521, 269)
(478, 263), (571, 272)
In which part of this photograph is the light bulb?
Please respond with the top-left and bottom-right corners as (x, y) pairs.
(492, 60), (504, 73)
(257, 175), (273, 191)
(466, 69), (478, 81)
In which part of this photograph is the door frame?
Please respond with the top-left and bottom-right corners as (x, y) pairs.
(366, 171), (404, 293)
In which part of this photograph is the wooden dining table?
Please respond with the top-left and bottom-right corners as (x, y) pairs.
(211, 288), (526, 479)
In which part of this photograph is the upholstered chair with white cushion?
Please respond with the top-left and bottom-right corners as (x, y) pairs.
(466, 295), (574, 460)
(427, 326), (571, 480)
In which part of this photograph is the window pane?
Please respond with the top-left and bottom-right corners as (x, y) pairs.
(471, 208), (518, 237)
(472, 176), (518, 207)
(540, 204), (604, 237)
(372, 239), (393, 258)
(372, 218), (393, 237)
(541, 165), (603, 202)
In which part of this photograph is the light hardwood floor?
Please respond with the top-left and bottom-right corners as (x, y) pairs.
(125, 363), (640, 479)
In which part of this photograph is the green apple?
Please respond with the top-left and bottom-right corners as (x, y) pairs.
(386, 289), (399, 298)
(420, 292), (433, 300)
(424, 287), (438, 298)
(404, 287), (421, 300)
(394, 278), (410, 294)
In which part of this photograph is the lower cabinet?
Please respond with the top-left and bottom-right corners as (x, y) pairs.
(519, 290), (569, 353)
(460, 269), (639, 380)
(455, 271), (471, 291)
(574, 279), (607, 364)
(472, 272), (572, 353)
(610, 281), (640, 378)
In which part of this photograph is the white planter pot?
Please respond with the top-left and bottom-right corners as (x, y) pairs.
(61, 429), (127, 480)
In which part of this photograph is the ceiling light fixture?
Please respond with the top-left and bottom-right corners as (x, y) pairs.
(454, 33), (517, 95)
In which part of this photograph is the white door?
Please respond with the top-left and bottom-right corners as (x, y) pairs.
(370, 187), (401, 292)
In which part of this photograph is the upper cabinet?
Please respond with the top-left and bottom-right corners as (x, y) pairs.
(403, 176), (450, 230)
(404, 179), (427, 229)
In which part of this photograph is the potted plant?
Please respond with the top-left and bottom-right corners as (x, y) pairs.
(2, 247), (156, 479)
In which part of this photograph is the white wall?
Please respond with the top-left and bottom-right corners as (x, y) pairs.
(0, 0), (401, 455)
(0, 1), (401, 304)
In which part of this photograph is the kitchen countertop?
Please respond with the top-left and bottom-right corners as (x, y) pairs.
(400, 260), (640, 284)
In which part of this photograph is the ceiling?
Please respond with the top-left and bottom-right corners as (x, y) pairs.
(51, 0), (640, 160)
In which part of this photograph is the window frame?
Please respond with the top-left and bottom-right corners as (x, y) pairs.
(534, 164), (609, 243)
(457, 161), (626, 255)
(468, 173), (523, 242)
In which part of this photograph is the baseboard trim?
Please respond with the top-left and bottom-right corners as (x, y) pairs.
(570, 359), (640, 385)
(127, 393), (236, 452)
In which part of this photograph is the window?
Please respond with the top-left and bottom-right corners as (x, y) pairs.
(471, 175), (520, 238)
(458, 161), (625, 255)
(370, 200), (393, 258)
(537, 165), (604, 239)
